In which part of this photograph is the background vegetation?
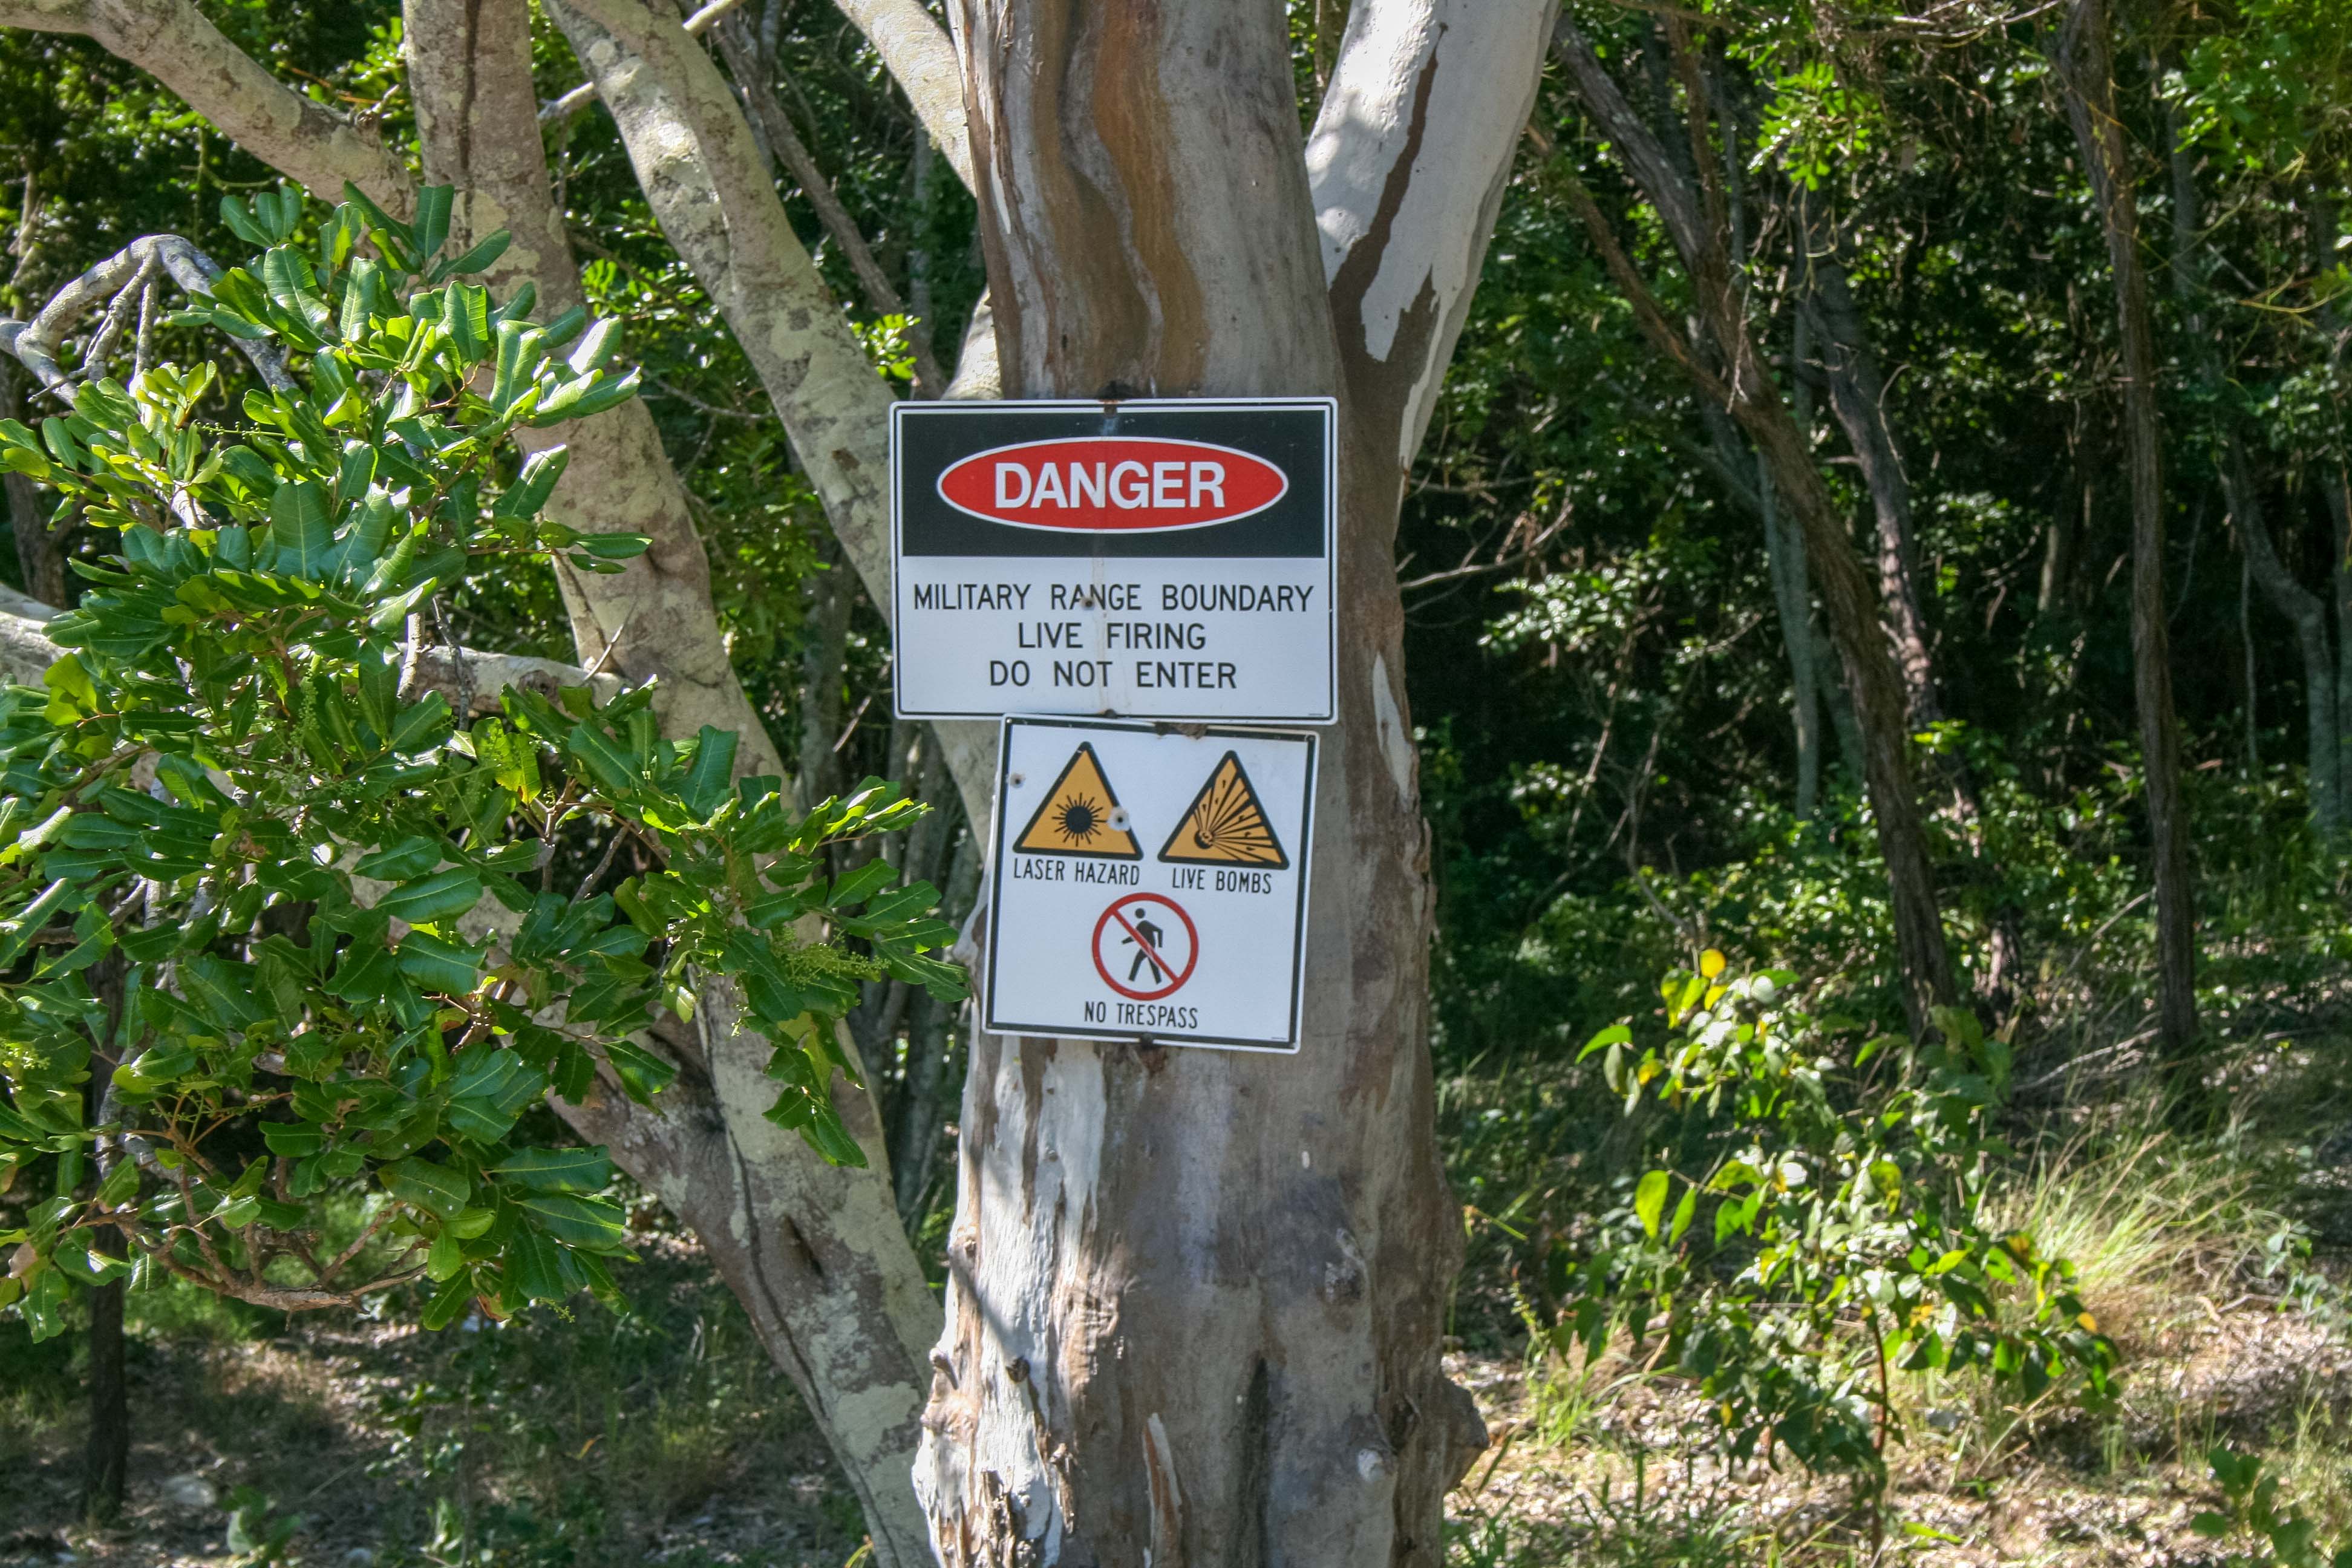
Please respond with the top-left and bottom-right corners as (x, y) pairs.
(2, 0), (2350, 1563)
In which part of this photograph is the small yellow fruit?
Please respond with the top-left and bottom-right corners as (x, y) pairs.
(1699, 949), (1726, 979)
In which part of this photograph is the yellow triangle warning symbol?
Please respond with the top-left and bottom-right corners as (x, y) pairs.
(1013, 743), (1141, 859)
(1158, 751), (1289, 869)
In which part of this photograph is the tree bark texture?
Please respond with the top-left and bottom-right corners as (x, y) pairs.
(404, 0), (781, 772)
(0, 0), (1560, 1558)
(915, 3), (1554, 1563)
(2057, 0), (2198, 1059)
(1553, 16), (1957, 1028)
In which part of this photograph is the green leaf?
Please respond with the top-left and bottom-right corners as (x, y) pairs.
(491, 1147), (612, 1193)
(1578, 1022), (1631, 1061)
(678, 726), (737, 818)
(505, 1226), (568, 1301)
(442, 282), (491, 360)
(1634, 1169), (1670, 1240)
(377, 869), (484, 926)
(261, 1123), (323, 1158)
(431, 229), (511, 283)
(410, 185), (454, 266)
(395, 930), (484, 994)
(383, 1157), (470, 1219)
(825, 857), (897, 910)
(356, 837), (443, 881)
(564, 722), (639, 792)
(270, 479), (333, 580)
(513, 1191), (627, 1251)
(1667, 1183), (1698, 1243)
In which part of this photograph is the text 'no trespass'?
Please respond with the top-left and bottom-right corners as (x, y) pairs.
(890, 399), (1336, 722)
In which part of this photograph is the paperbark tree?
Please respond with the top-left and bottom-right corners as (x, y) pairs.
(910, 5), (1555, 1561)
(0, 0), (1558, 1562)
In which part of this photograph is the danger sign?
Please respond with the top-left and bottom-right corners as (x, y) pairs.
(984, 717), (1317, 1050)
(890, 399), (1336, 722)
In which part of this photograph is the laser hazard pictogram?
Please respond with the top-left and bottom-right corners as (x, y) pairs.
(1013, 742), (1140, 858)
(1157, 750), (1290, 868)
(1090, 893), (1199, 1001)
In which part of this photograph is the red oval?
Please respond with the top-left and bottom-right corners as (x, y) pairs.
(936, 437), (1288, 533)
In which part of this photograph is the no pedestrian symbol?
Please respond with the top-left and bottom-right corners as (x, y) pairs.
(1091, 893), (1198, 999)
(985, 717), (1316, 1050)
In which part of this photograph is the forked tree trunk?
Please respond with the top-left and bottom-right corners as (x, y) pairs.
(2058, 0), (2197, 1060)
(913, 4), (1526, 1561)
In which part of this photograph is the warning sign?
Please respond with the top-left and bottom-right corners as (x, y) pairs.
(985, 717), (1316, 1050)
(1013, 742), (1139, 859)
(1158, 751), (1289, 868)
(890, 399), (1336, 723)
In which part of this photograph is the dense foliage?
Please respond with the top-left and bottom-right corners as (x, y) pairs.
(0, 185), (961, 1339)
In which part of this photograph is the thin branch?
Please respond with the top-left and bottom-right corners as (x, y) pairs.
(0, 234), (293, 397)
(540, 0), (754, 122)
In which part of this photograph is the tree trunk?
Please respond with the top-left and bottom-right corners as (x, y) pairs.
(0, 361), (64, 605)
(1792, 206), (1943, 731)
(2059, 0), (2198, 1059)
(913, 4), (1551, 1561)
(2164, 99), (2339, 834)
(402, 7), (941, 1561)
(2228, 445), (2339, 832)
(80, 1278), (128, 1523)
(1760, 452), (1822, 818)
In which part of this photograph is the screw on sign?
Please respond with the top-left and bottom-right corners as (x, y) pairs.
(1091, 893), (1198, 1001)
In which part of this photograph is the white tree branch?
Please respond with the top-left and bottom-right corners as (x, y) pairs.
(0, 234), (294, 396)
(0, 0), (407, 207)
(541, 5), (901, 674)
(1309, 0), (1558, 469)
(538, 0), (751, 123)
(829, 0), (973, 191)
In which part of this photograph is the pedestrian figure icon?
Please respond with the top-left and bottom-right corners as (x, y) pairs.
(1122, 907), (1168, 984)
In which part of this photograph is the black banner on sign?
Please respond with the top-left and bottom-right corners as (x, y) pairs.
(893, 402), (1330, 558)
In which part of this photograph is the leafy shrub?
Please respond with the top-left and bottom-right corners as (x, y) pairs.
(0, 185), (963, 1339)
(2198, 1445), (2352, 1568)
(1540, 953), (2117, 1480)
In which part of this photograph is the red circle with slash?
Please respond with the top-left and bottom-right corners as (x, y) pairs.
(1091, 893), (1200, 1001)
